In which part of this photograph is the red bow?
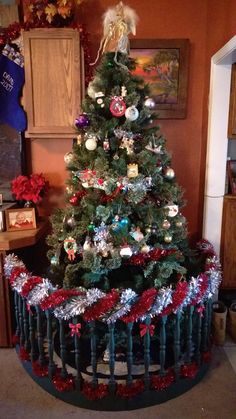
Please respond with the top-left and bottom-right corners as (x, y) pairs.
(139, 323), (155, 337)
(197, 305), (205, 317)
(69, 323), (81, 337)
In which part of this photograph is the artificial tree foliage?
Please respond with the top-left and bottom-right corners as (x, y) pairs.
(47, 50), (198, 292)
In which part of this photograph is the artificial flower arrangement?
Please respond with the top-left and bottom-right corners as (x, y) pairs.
(23, 0), (85, 27)
(11, 173), (48, 204)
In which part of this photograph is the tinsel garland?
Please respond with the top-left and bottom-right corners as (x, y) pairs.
(180, 362), (199, 379)
(4, 239), (222, 322)
(128, 248), (176, 267)
(150, 369), (175, 391)
(121, 288), (157, 323)
(83, 289), (119, 321)
(40, 289), (84, 310)
(116, 380), (145, 398)
(32, 361), (49, 377)
(81, 382), (109, 400)
(19, 346), (30, 362)
(21, 276), (43, 298)
(52, 370), (75, 392)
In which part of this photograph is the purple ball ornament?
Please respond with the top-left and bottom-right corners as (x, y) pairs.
(75, 113), (90, 129)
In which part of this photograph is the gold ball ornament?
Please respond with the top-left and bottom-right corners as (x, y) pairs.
(76, 135), (83, 145)
(164, 167), (175, 180)
(141, 244), (150, 253)
(145, 225), (152, 234)
(164, 233), (173, 243)
(175, 220), (183, 227)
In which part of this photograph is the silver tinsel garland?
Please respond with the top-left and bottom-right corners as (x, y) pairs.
(4, 253), (24, 277)
(144, 287), (173, 319)
(103, 288), (137, 323)
(27, 279), (57, 306)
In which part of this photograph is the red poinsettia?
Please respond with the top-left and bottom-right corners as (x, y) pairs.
(11, 173), (48, 204)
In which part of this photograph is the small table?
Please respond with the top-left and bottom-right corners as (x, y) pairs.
(0, 220), (50, 347)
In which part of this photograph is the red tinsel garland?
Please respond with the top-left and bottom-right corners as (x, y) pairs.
(52, 370), (75, 392)
(81, 382), (109, 400)
(83, 289), (119, 321)
(191, 273), (209, 306)
(116, 380), (145, 399)
(9, 267), (28, 286)
(40, 289), (84, 310)
(32, 361), (49, 377)
(121, 288), (157, 323)
(128, 248), (177, 267)
(19, 346), (30, 362)
(12, 334), (20, 346)
(21, 276), (43, 298)
(150, 369), (175, 391)
(180, 362), (199, 379)
(162, 281), (189, 316)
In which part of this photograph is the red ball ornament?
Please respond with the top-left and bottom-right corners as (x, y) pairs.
(110, 96), (126, 117)
(69, 195), (78, 205)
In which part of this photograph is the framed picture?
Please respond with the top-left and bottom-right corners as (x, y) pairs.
(227, 160), (236, 194)
(130, 39), (190, 119)
(5, 207), (36, 232)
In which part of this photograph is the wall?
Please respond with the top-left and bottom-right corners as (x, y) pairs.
(27, 0), (235, 241)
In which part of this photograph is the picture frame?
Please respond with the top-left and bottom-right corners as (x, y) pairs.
(5, 207), (36, 232)
(130, 39), (190, 119)
(227, 159), (236, 194)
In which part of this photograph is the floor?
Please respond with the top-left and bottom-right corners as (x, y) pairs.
(0, 341), (236, 419)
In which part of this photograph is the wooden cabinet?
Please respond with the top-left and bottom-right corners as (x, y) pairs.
(23, 28), (82, 139)
(228, 63), (236, 138)
(220, 195), (236, 288)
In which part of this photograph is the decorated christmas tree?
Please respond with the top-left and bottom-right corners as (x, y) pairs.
(47, 2), (200, 295)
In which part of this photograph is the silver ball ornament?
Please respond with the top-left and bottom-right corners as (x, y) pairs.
(164, 233), (173, 243)
(125, 106), (139, 121)
(144, 97), (155, 109)
(164, 167), (175, 180)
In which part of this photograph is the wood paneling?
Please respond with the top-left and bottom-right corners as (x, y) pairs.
(23, 28), (81, 138)
(220, 195), (236, 288)
(0, 4), (19, 27)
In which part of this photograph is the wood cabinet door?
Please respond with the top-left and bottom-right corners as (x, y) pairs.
(220, 196), (236, 288)
(228, 63), (236, 138)
(23, 28), (82, 138)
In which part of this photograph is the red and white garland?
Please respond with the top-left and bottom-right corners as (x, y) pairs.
(4, 240), (222, 323)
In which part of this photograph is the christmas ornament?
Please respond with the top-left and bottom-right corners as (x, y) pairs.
(165, 204), (179, 218)
(76, 134), (83, 145)
(162, 219), (171, 229)
(103, 138), (110, 151)
(127, 163), (138, 178)
(75, 113), (90, 128)
(51, 256), (59, 266)
(85, 134), (97, 151)
(175, 219), (183, 228)
(121, 85), (127, 96)
(64, 237), (78, 261)
(111, 215), (120, 231)
(164, 233), (173, 243)
(95, 91), (105, 107)
(151, 223), (157, 234)
(164, 167), (175, 180)
(69, 195), (78, 205)
(64, 152), (74, 165)
(66, 215), (76, 229)
(120, 244), (133, 258)
(156, 160), (163, 172)
(145, 225), (152, 234)
(119, 136), (134, 155)
(66, 185), (73, 194)
(141, 244), (150, 253)
(144, 176), (152, 189)
(83, 237), (92, 251)
(109, 96), (126, 117)
(88, 222), (95, 232)
(113, 153), (119, 160)
(144, 97), (155, 109)
(120, 217), (130, 227)
(130, 226), (144, 242)
(125, 105), (139, 121)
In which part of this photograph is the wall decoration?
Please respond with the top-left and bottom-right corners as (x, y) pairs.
(5, 207), (36, 231)
(130, 39), (190, 119)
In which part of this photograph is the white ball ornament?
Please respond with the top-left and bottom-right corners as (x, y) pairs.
(85, 136), (97, 151)
(165, 204), (179, 218)
(120, 245), (133, 258)
(144, 97), (155, 109)
(164, 167), (175, 180)
(164, 233), (173, 243)
(125, 106), (139, 121)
